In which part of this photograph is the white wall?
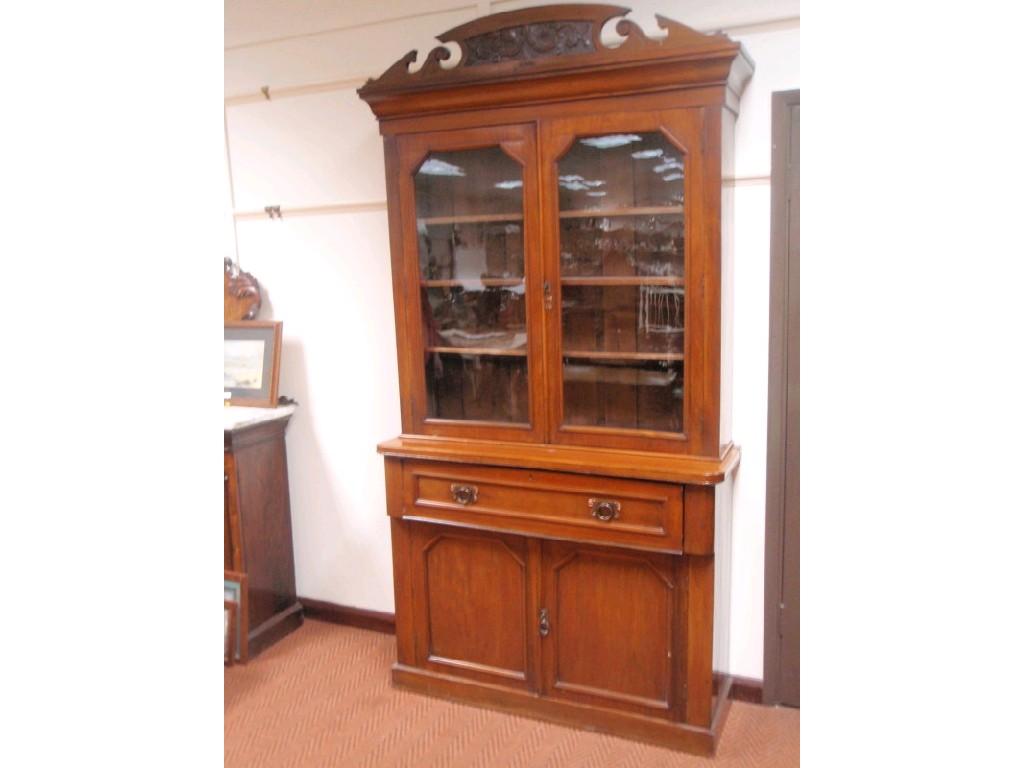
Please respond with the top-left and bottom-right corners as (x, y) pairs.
(225, 0), (799, 679)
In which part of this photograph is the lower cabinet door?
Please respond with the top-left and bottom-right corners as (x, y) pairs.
(540, 540), (681, 719)
(408, 521), (536, 690)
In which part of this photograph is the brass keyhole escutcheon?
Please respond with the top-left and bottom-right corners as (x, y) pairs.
(450, 484), (478, 506)
(539, 608), (550, 637)
(588, 498), (621, 522)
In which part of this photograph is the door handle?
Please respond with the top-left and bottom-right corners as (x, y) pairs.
(588, 498), (621, 522)
(450, 484), (478, 506)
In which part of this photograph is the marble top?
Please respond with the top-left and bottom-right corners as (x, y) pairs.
(223, 403), (297, 432)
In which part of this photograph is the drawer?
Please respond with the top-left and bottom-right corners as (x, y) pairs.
(399, 461), (683, 553)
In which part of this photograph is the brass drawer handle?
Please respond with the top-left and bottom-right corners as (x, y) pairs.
(588, 498), (621, 522)
(450, 484), (478, 506)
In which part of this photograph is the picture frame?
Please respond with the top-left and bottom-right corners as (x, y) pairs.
(224, 570), (249, 662)
(224, 321), (283, 408)
(224, 599), (238, 666)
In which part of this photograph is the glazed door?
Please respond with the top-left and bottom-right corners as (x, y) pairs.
(396, 124), (546, 442)
(539, 540), (682, 720)
(407, 522), (538, 690)
(540, 109), (711, 453)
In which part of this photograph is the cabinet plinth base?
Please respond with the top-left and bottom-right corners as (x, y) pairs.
(392, 663), (731, 756)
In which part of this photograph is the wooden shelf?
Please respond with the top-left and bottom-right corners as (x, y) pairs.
(419, 213), (523, 226)
(426, 346), (527, 357)
(421, 278), (524, 288)
(559, 205), (683, 220)
(563, 350), (684, 362)
(560, 276), (684, 287)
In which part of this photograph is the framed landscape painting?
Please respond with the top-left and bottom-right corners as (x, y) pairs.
(224, 321), (282, 407)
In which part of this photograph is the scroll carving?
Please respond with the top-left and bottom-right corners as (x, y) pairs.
(463, 21), (594, 66)
(358, 4), (737, 97)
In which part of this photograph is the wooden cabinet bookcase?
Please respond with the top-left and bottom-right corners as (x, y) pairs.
(359, 4), (751, 754)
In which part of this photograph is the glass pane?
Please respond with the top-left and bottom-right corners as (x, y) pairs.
(563, 358), (682, 432)
(559, 132), (683, 212)
(425, 354), (529, 423)
(558, 132), (685, 433)
(560, 215), (683, 278)
(419, 221), (523, 281)
(562, 286), (683, 356)
(423, 284), (527, 352)
(415, 145), (529, 424)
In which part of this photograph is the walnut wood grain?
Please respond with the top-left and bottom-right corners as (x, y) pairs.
(420, 278), (524, 288)
(399, 460), (683, 554)
(684, 556), (715, 727)
(378, 437), (739, 486)
(361, 3), (751, 754)
(559, 205), (683, 219)
(392, 663), (725, 755)
(562, 350), (685, 362)
(419, 212), (524, 225)
(559, 276), (685, 287)
(540, 541), (678, 718)
(424, 346), (528, 357)
(224, 414), (301, 659)
(408, 522), (533, 689)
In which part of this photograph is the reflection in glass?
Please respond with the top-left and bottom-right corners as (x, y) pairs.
(558, 132), (683, 212)
(562, 286), (683, 355)
(563, 358), (683, 432)
(559, 132), (684, 280)
(415, 148), (523, 217)
(560, 216), (683, 278)
(419, 221), (523, 280)
(426, 354), (529, 423)
(556, 132), (685, 434)
(423, 285), (527, 352)
(415, 145), (530, 425)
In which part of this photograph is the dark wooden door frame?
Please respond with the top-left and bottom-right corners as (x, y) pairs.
(763, 88), (799, 707)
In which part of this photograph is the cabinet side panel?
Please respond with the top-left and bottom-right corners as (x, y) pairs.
(684, 554), (714, 727)
(719, 108), (736, 450)
(387, 461), (416, 666)
(700, 106), (723, 456)
(234, 427), (298, 630)
(383, 135), (414, 432)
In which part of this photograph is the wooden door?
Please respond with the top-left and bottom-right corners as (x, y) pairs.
(407, 521), (538, 690)
(764, 89), (799, 707)
(394, 124), (547, 443)
(539, 108), (717, 455)
(539, 540), (682, 719)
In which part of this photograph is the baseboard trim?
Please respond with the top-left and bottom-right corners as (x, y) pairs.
(713, 672), (764, 704)
(300, 598), (765, 704)
(729, 675), (764, 704)
(300, 597), (396, 634)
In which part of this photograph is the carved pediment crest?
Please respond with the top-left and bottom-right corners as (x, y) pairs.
(358, 4), (740, 97)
